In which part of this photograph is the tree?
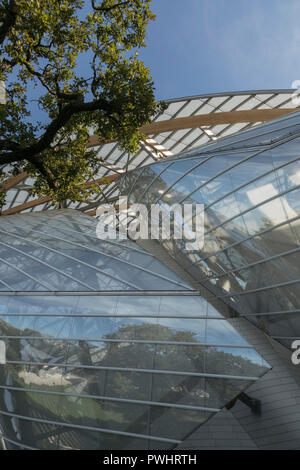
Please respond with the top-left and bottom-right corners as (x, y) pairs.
(0, 0), (165, 207)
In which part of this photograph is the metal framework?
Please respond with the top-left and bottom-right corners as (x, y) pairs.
(0, 200), (271, 450)
(122, 106), (300, 352)
(1, 89), (299, 216)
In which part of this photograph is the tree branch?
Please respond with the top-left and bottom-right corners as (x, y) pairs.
(26, 157), (58, 191)
(0, 139), (21, 151)
(91, 0), (130, 13)
(0, 0), (18, 45)
(0, 97), (118, 164)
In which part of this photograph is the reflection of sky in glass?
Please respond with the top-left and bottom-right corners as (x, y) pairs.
(0, 295), (218, 317)
(0, 210), (192, 292)
(0, 295), (252, 348)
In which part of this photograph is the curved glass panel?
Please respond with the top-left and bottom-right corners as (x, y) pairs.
(0, 210), (189, 292)
(0, 291), (269, 449)
(124, 111), (300, 350)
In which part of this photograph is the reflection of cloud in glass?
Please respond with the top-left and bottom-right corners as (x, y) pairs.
(247, 183), (297, 220)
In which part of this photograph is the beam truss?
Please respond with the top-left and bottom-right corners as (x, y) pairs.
(0, 92), (298, 216)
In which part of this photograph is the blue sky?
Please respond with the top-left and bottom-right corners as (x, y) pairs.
(14, 0), (300, 123)
(139, 0), (300, 100)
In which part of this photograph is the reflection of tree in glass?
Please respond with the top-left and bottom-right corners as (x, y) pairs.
(0, 317), (267, 448)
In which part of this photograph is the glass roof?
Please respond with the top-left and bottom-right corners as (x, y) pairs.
(0, 210), (191, 292)
(1, 89), (298, 216)
(121, 108), (300, 352)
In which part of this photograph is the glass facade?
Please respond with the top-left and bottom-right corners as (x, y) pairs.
(0, 210), (189, 292)
(3, 90), (298, 216)
(121, 110), (300, 351)
(0, 211), (269, 449)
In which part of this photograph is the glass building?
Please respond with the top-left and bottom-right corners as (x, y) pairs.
(1, 91), (300, 450)
(121, 110), (300, 352)
(0, 210), (269, 449)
